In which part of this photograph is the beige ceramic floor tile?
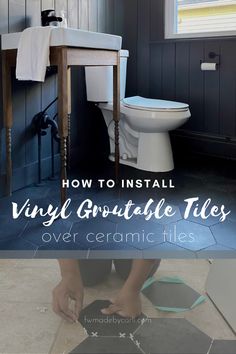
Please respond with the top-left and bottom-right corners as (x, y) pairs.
(0, 302), (61, 354)
(15, 259), (58, 269)
(157, 259), (210, 293)
(0, 265), (60, 303)
(185, 299), (236, 340)
(0, 259), (19, 268)
(158, 260), (210, 281)
(50, 321), (87, 354)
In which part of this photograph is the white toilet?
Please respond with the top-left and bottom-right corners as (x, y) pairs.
(85, 50), (191, 172)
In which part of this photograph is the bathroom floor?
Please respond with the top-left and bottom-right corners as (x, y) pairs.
(0, 155), (236, 258)
(0, 259), (235, 354)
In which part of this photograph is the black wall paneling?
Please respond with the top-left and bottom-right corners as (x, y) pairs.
(0, 0), (8, 34)
(105, 0), (115, 34)
(219, 40), (236, 137)
(25, 0), (41, 186)
(79, 0), (89, 30)
(0, 1), (8, 184)
(148, 39), (236, 140)
(120, 0), (138, 97)
(98, 0), (106, 33)
(150, 0), (164, 42)
(88, 0), (98, 32)
(175, 42), (190, 104)
(204, 41), (220, 135)
(9, 0), (26, 33)
(0, 0), (116, 197)
(137, 0), (150, 97)
(189, 42), (205, 132)
(42, 0), (55, 11)
(150, 43), (163, 99)
(113, 0), (125, 37)
(162, 43), (176, 101)
(68, 0), (78, 29)
(114, 0), (236, 158)
(26, 0), (41, 27)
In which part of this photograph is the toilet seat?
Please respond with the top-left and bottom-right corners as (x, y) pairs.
(123, 96), (189, 112)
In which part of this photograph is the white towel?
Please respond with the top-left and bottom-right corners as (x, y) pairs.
(16, 26), (52, 82)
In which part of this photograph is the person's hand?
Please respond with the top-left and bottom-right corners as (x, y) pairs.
(101, 287), (142, 318)
(52, 272), (84, 323)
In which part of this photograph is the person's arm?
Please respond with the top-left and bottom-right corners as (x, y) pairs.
(52, 260), (84, 323)
(102, 260), (156, 318)
(123, 260), (155, 292)
(58, 259), (81, 277)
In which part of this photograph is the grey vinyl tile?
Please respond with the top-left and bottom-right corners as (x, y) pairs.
(165, 220), (216, 251)
(142, 280), (204, 310)
(196, 244), (236, 258)
(70, 218), (117, 251)
(89, 188), (121, 205)
(69, 337), (142, 354)
(79, 300), (146, 337)
(139, 201), (183, 225)
(116, 219), (164, 250)
(0, 237), (37, 251)
(13, 185), (51, 200)
(211, 220), (236, 250)
(88, 249), (143, 259)
(0, 216), (28, 241)
(142, 242), (197, 258)
(178, 202), (223, 227)
(134, 318), (212, 354)
(20, 218), (72, 247)
(209, 340), (236, 354)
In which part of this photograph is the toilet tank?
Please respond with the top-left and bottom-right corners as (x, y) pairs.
(85, 50), (129, 102)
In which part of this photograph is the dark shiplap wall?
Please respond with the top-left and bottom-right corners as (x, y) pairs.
(150, 38), (236, 138)
(0, 0), (117, 196)
(117, 0), (236, 159)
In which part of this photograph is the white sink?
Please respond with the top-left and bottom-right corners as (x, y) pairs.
(1, 27), (122, 51)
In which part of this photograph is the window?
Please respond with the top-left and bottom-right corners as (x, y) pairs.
(165, 0), (236, 38)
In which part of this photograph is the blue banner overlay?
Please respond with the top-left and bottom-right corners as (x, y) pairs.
(0, 177), (235, 258)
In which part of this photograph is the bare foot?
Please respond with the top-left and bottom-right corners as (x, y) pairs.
(101, 287), (142, 318)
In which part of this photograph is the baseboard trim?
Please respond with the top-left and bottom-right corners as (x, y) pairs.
(171, 130), (236, 160)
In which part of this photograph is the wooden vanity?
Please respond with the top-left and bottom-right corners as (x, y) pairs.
(1, 29), (121, 204)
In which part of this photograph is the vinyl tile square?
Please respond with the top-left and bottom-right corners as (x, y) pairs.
(211, 220), (236, 250)
(197, 244), (236, 258)
(0, 215), (28, 241)
(20, 218), (72, 247)
(209, 340), (236, 354)
(69, 337), (142, 354)
(178, 202), (222, 227)
(79, 300), (146, 337)
(117, 219), (164, 250)
(139, 202), (183, 225)
(142, 242), (196, 258)
(142, 279), (205, 311)
(133, 318), (212, 354)
(165, 220), (216, 251)
(0, 237), (36, 251)
(70, 218), (117, 250)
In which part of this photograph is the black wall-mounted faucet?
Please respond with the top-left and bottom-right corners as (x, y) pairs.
(41, 10), (62, 27)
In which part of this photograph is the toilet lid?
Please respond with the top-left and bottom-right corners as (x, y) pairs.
(123, 96), (189, 112)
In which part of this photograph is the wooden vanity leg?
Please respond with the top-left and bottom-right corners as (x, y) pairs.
(113, 53), (120, 184)
(2, 51), (13, 196)
(58, 48), (69, 206)
(67, 67), (72, 170)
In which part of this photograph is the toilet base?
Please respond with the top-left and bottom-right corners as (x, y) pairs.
(109, 132), (174, 173)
